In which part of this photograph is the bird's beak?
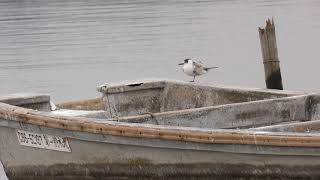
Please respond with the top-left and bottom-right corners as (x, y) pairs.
(178, 63), (184, 65)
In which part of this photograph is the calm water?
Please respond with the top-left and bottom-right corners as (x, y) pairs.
(0, 0), (320, 102)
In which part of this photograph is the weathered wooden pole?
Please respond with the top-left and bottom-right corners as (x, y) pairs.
(258, 19), (283, 90)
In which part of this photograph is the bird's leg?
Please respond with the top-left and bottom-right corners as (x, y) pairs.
(190, 76), (195, 82)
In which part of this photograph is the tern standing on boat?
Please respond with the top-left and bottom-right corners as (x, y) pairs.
(178, 58), (218, 82)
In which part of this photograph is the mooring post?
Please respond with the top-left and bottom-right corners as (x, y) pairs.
(258, 19), (283, 90)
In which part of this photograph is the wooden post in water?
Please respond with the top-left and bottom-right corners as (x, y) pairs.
(258, 19), (283, 90)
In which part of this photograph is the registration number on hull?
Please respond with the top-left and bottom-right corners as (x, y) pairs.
(16, 130), (71, 152)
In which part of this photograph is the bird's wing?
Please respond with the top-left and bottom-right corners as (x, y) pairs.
(192, 61), (204, 68)
(193, 61), (205, 75)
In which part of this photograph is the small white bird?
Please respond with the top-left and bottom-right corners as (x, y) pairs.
(178, 58), (218, 82)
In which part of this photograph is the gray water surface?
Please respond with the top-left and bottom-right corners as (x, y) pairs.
(0, 0), (320, 102)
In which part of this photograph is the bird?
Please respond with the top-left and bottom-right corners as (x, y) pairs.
(178, 58), (218, 82)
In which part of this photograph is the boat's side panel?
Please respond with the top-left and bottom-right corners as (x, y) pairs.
(163, 82), (292, 112)
(0, 93), (51, 111)
(250, 119), (320, 133)
(106, 87), (163, 118)
(119, 95), (309, 129)
(309, 95), (320, 120)
(0, 121), (320, 179)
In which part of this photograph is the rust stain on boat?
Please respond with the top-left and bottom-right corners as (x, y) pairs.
(57, 98), (105, 111)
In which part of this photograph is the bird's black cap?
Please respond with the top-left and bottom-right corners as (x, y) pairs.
(184, 58), (190, 63)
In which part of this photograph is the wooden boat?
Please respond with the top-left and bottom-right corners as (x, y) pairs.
(0, 80), (319, 179)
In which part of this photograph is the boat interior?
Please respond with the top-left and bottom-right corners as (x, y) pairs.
(1, 80), (320, 133)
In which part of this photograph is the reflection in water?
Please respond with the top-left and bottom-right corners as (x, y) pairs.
(0, 0), (320, 101)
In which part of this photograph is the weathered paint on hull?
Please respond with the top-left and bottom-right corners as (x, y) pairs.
(6, 163), (320, 180)
(1, 124), (320, 180)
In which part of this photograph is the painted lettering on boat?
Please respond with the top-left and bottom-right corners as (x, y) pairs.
(16, 130), (71, 152)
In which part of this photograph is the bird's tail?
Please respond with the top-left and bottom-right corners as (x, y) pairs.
(204, 66), (219, 71)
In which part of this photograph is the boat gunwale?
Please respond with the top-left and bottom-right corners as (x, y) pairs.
(97, 79), (302, 95)
(1, 100), (320, 148)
